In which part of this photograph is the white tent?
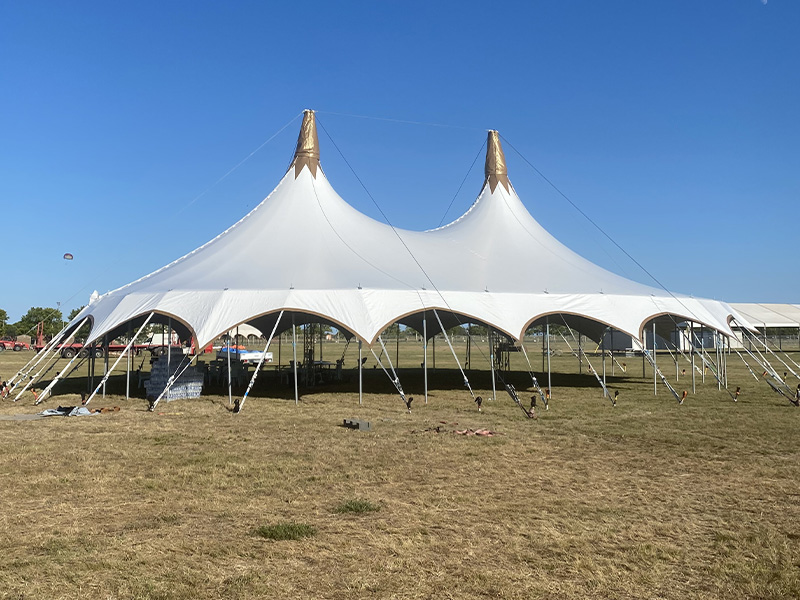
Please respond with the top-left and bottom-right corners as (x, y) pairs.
(67, 110), (749, 353)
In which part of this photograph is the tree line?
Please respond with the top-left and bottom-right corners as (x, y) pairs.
(0, 306), (85, 340)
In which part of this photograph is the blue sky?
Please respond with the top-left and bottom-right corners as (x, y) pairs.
(2, 0), (797, 322)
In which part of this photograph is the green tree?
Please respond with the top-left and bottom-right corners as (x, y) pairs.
(0, 308), (7, 337)
(67, 306), (91, 340)
(14, 307), (64, 339)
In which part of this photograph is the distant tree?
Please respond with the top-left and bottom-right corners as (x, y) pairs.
(68, 306), (85, 321)
(468, 324), (488, 337)
(67, 305), (91, 340)
(14, 307), (63, 339)
(382, 323), (400, 337)
(0, 308), (7, 337)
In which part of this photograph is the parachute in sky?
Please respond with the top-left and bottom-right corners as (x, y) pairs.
(63, 253), (73, 260)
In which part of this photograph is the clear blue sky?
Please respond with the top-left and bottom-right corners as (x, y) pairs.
(2, 0), (797, 322)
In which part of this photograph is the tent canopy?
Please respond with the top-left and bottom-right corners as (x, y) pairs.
(69, 110), (751, 348)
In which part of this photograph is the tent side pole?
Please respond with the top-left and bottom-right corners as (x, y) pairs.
(102, 335), (108, 398)
(358, 339), (363, 405)
(292, 315), (299, 405)
(602, 330), (607, 397)
(610, 330), (614, 375)
(546, 318), (552, 399)
(227, 328), (232, 406)
(700, 326), (705, 383)
(541, 324), (545, 372)
(490, 328), (496, 402)
(675, 326), (679, 382)
(126, 323), (132, 400)
(691, 324), (696, 394)
(423, 314), (428, 404)
(653, 322), (657, 396)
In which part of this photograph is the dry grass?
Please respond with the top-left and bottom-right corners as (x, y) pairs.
(1, 346), (799, 599)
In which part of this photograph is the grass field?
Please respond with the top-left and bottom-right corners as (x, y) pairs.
(1, 341), (799, 599)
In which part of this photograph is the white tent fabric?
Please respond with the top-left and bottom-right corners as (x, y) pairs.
(71, 111), (750, 348)
(729, 304), (800, 329)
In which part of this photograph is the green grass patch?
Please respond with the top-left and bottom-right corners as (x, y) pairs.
(253, 522), (317, 541)
(333, 498), (381, 514)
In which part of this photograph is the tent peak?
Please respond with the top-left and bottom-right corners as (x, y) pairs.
(484, 130), (510, 193)
(289, 109), (320, 179)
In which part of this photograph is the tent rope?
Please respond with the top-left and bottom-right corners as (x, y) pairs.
(557, 318), (614, 403)
(431, 309), (476, 399)
(236, 310), (284, 413)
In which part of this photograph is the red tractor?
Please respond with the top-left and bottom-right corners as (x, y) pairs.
(0, 339), (30, 352)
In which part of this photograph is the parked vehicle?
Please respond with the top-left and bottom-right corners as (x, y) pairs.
(34, 342), (184, 359)
(0, 339), (30, 352)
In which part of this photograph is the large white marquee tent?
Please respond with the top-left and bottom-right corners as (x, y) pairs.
(64, 110), (748, 354)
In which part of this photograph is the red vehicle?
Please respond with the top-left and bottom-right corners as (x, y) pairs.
(0, 339), (30, 352)
(49, 342), (182, 359)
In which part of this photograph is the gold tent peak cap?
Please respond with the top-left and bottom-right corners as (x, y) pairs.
(289, 109), (320, 179)
(484, 130), (510, 194)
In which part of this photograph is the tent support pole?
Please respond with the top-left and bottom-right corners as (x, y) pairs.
(167, 319), (172, 388)
(490, 328), (496, 402)
(102, 335), (108, 398)
(358, 339), (363, 405)
(718, 333), (722, 389)
(227, 329), (232, 406)
(653, 322), (657, 396)
(602, 331), (607, 397)
(611, 330), (614, 375)
(546, 318), (552, 400)
(423, 314), (428, 404)
(675, 326), (679, 382)
(701, 326), (705, 383)
(292, 315), (299, 405)
(578, 333), (582, 374)
(126, 323), (132, 400)
(90, 342), (95, 394)
(691, 324), (696, 394)
(541, 324), (545, 372)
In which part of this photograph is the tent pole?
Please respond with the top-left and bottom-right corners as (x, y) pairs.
(358, 339), (363, 405)
(102, 334), (108, 398)
(541, 324), (545, 372)
(701, 326), (705, 384)
(578, 333), (582, 374)
(126, 323), (132, 400)
(396, 325), (399, 369)
(714, 331), (724, 391)
(642, 340), (646, 379)
(689, 323), (697, 394)
(167, 318), (173, 385)
(610, 330), (614, 375)
(653, 322), (657, 396)
(433, 335), (436, 370)
(489, 328), (496, 402)
(423, 314), (428, 404)
(602, 331), (607, 397)
(89, 342), (95, 394)
(292, 315), (299, 405)
(546, 318), (552, 399)
(227, 328), (232, 406)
